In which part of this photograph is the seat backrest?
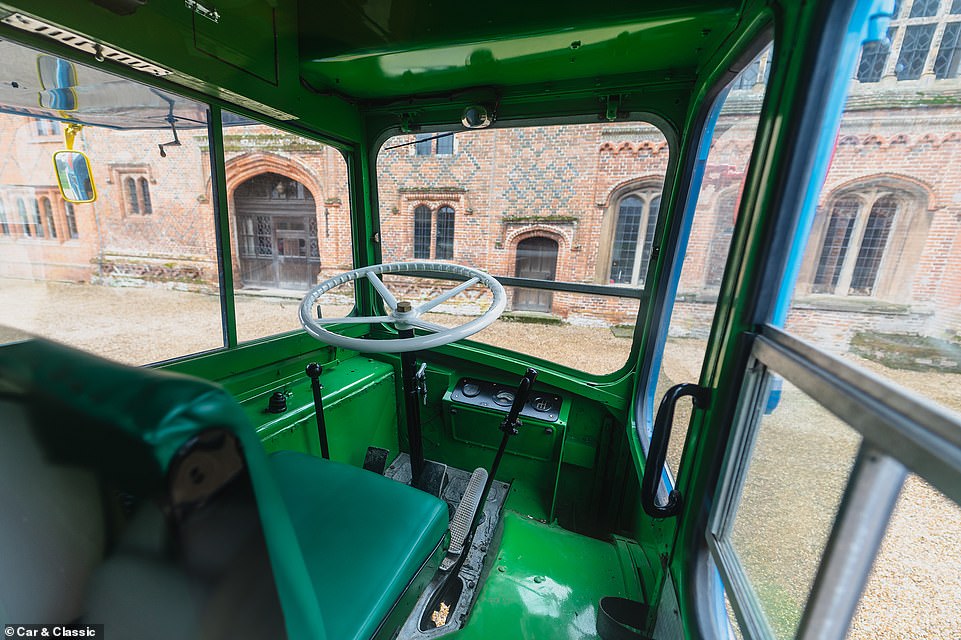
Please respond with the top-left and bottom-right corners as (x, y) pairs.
(0, 399), (105, 626)
(0, 338), (327, 639)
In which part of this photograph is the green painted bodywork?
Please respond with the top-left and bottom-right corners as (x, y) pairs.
(450, 511), (645, 640)
(299, 2), (739, 101)
(0, 0), (854, 637)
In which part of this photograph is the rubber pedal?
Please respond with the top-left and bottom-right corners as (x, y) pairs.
(449, 467), (488, 557)
(362, 447), (389, 475)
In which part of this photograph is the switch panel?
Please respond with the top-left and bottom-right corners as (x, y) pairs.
(449, 377), (562, 423)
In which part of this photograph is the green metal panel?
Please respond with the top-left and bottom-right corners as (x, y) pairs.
(208, 106), (238, 348)
(229, 355), (400, 466)
(259, 366), (400, 468)
(299, 1), (740, 102)
(443, 392), (568, 462)
(451, 512), (645, 640)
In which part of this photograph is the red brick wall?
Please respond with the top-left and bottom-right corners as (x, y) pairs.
(2, 103), (960, 347)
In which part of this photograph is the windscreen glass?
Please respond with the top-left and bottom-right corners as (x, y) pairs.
(0, 39), (222, 364)
(377, 122), (670, 374)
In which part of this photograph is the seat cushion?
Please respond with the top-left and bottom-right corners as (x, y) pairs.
(269, 451), (448, 640)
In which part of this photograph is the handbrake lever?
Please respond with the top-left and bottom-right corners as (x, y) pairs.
(500, 367), (538, 435)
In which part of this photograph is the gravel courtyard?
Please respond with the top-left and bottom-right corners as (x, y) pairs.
(1, 278), (958, 638)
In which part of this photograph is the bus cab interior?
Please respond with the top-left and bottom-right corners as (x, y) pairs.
(0, 1), (959, 639)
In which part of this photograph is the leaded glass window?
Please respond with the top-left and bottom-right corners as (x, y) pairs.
(32, 199), (44, 238)
(850, 196), (896, 295)
(256, 216), (272, 256)
(17, 198), (30, 237)
(435, 206), (455, 259)
(813, 198), (860, 293)
(139, 178), (152, 214)
(935, 21), (961, 78)
(858, 27), (896, 82)
(609, 191), (660, 286)
(413, 205), (431, 259)
(64, 201), (78, 239)
(41, 197), (56, 238)
(909, 0), (939, 17)
(812, 193), (902, 297)
(125, 177), (140, 214)
(896, 24), (936, 80)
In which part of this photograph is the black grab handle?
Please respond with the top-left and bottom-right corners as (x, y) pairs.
(641, 383), (711, 518)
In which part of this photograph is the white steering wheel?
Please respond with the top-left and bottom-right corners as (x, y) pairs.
(299, 261), (506, 353)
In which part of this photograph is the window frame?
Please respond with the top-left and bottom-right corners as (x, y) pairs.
(855, 3), (961, 83)
(31, 198), (44, 238)
(40, 196), (57, 239)
(121, 173), (154, 216)
(701, 5), (961, 639)
(411, 203), (456, 260)
(709, 326), (961, 640)
(413, 204), (432, 259)
(434, 205), (455, 260)
(895, 22), (937, 79)
(63, 201), (78, 239)
(607, 188), (663, 286)
(372, 116), (677, 382)
(0, 31), (359, 363)
(16, 197), (31, 237)
(412, 132), (455, 156)
(802, 181), (929, 302)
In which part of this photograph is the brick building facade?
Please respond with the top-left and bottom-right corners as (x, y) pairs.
(2, 2), (961, 350)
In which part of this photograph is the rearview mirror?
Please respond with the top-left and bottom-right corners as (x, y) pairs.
(37, 55), (79, 111)
(53, 151), (97, 203)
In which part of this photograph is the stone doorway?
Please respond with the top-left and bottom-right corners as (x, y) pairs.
(513, 236), (558, 312)
(234, 172), (320, 289)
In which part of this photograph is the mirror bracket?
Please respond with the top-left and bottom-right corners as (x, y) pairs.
(63, 123), (83, 150)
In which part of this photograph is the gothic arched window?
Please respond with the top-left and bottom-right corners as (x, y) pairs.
(813, 190), (909, 297)
(609, 190), (661, 286)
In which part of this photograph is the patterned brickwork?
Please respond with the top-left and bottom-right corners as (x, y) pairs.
(1, 96), (960, 348)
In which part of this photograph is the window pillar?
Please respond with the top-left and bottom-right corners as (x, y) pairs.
(835, 197), (874, 294)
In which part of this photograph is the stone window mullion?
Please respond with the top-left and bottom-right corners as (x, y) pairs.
(884, 26), (908, 79)
(629, 197), (649, 286)
(923, 19), (948, 76)
(836, 193), (877, 294)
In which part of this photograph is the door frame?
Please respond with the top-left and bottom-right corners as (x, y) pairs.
(233, 172), (321, 290)
(512, 235), (559, 312)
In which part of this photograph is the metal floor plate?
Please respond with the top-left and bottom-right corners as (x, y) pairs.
(386, 453), (510, 639)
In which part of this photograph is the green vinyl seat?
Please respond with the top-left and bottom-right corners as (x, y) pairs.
(270, 451), (449, 640)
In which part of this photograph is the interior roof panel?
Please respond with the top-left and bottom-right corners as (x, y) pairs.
(298, 0), (742, 102)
